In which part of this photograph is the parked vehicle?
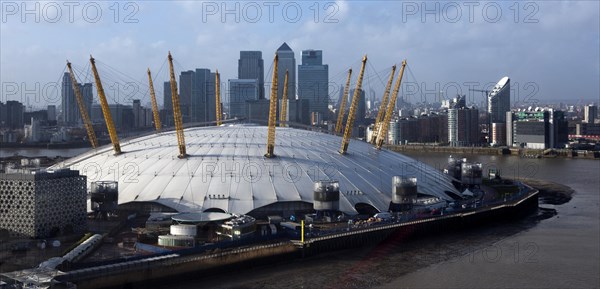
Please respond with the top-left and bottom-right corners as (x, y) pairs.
(373, 212), (392, 221)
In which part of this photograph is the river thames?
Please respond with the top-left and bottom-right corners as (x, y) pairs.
(182, 152), (599, 289)
(381, 152), (600, 289)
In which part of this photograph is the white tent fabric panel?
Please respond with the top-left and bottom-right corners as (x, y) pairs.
(52, 125), (461, 216)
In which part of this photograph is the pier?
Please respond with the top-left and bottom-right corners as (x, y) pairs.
(47, 188), (538, 289)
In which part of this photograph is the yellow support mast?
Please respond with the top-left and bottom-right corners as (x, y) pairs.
(167, 52), (187, 158)
(376, 60), (407, 149)
(265, 54), (279, 158)
(147, 68), (162, 132)
(66, 61), (98, 148)
(215, 70), (222, 126)
(340, 55), (368, 155)
(370, 65), (397, 144)
(279, 70), (289, 127)
(335, 68), (352, 134)
(90, 56), (121, 155)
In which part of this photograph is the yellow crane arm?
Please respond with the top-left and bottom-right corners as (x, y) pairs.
(66, 61), (98, 148)
(167, 52), (187, 158)
(340, 55), (367, 154)
(147, 68), (162, 132)
(335, 68), (353, 134)
(90, 56), (121, 155)
(215, 70), (222, 126)
(376, 60), (407, 149)
(279, 70), (289, 127)
(265, 54), (279, 158)
(370, 65), (397, 144)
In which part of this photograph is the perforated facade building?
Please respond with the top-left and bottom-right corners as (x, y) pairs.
(0, 169), (87, 238)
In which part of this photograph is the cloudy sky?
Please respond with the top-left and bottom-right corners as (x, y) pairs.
(1, 0), (598, 109)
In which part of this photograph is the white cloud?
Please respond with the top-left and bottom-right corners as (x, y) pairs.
(0, 1), (598, 105)
(151, 40), (165, 49)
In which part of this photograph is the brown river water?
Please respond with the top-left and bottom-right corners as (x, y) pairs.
(153, 152), (598, 289)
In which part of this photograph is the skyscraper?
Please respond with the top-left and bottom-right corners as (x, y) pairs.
(179, 70), (194, 123)
(238, 51), (265, 99)
(191, 69), (211, 123)
(0, 102), (6, 126)
(60, 72), (73, 125)
(298, 49), (329, 122)
(349, 88), (366, 125)
(487, 76), (510, 144)
(276, 43), (296, 100)
(132, 99), (142, 128)
(191, 68), (216, 122)
(228, 79), (259, 119)
(162, 81), (173, 127)
(488, 76), (510, 123)
(4, 101), (24, 129)
(61, 73), (93, 126)
(369, 88), (376, 104)
(81, 83), (93, 121)
(90, 103), (133, 130)
(172, 69), (218, 124)
(584, 105), (597, 124)
(287, 99), (310, 125)
(47, 105), (56, 122)
(448, 107), (479, 147)
(336, 84), (346, 111)
(207, 72), (217, 122)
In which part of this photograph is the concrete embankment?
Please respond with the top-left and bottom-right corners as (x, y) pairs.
(300, 189), (539, 257)
(59, 242), (297, 289)
(57, 188), (539, 289)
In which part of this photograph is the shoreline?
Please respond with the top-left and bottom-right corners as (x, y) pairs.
(513, 177), (574, 205)
(152, 178), (574, 289)
(0, 174), (576, 288)
(59, 180), (551, 289)
(386, 144), (600, 159)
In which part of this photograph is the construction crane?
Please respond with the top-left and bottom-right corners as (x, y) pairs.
(167, 52), (187, 158)
(335, 68), (353, 134)
(215, 70), (222, 126)
(279, 70), (289, 127)
(376, 60), (407, 150)
(147, 68), (162, 132)
(370, 65), (397, 144)
(66, 61), (98, 148)
(469, 88), (490, 95)
(469, 88), (490, 109)
(90, 56), (121, 155)
(265, 54), (279, 158)
(339, 55), (367, 155)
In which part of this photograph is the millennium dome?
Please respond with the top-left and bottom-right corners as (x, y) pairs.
(51, 125), (461, 216)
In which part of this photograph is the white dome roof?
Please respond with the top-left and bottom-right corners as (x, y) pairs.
(51, 125), (460, 216)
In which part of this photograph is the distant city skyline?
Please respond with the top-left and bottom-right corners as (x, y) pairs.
(1, 1), (598, 110)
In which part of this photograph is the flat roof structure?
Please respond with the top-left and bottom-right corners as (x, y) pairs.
(172, 212), (233, 224)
